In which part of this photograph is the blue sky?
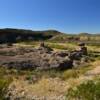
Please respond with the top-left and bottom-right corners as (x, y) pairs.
(0, 0), (100, 33)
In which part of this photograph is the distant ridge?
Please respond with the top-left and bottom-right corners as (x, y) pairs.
(0, 28), (100, 44)
(0, 28), (61, 43)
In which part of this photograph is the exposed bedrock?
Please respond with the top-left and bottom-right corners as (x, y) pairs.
(0, 44), (88, 70)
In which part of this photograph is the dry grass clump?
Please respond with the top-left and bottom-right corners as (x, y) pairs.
(8, 77), (68, 99)
(0, 67), (13, 99)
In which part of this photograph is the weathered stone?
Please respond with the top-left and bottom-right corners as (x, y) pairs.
(0, 45), (73, 70)
(54, 51), (68, 57)
(78, 42), (85, 46)
(0, 43), (89, 70)
(78, 43), (87, 55)
(80, 46), (88, 55)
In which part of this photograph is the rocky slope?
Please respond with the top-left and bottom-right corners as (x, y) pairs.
(0, 42), (90, 70)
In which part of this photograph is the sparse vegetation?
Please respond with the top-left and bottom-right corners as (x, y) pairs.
(0, 28), (100, 99)
(0, 68), (13, 100)
(66, 80), (100, 100)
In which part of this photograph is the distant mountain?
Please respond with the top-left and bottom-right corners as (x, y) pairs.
(79, 33), (91, 36)
(0, 28), (61, 43)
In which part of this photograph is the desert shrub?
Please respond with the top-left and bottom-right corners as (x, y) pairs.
(47, 43), (68, 50)
(32, 69), (62, 79)
(61, 69), (79, 80)
(66, 80), (100, 100)
(0, 78), (12, 100)
(0, 68), (13, 99)
(22, 69), (62, 83)
(46, 43), (76, 51)
(61, 64), (92, 80)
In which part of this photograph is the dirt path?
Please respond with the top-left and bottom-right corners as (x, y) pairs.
(69, 61), (100, 86)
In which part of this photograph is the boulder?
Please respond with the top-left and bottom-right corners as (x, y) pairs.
(78, 43), (88, 55)
(80, 46), (88, 55)
(53, 51), (69, 57)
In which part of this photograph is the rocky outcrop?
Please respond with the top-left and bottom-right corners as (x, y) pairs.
(0, 43), (89, 70)
(0, 44), (73, 70)
(78, 43), (88, 55)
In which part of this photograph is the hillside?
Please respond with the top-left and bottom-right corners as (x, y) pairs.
(0, 28), (61, 43)
(49, 33), (100, 45)
(0, 28), (100, 45)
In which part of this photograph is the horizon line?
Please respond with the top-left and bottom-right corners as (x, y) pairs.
(0, 27), (100, 34)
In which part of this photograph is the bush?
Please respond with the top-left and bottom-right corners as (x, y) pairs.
(0, 68), (12, 99)
(0, 78), (12, 100)
(47, 43), (68, 50)
(66, 80), (100, 100)
(62, 70), (79, 80)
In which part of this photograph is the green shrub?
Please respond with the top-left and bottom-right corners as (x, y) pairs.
(66, 80), (100, 100)
(47, 43), (68, 50)
(0, 78), (12, 100)
(0, 68), (13, 100)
